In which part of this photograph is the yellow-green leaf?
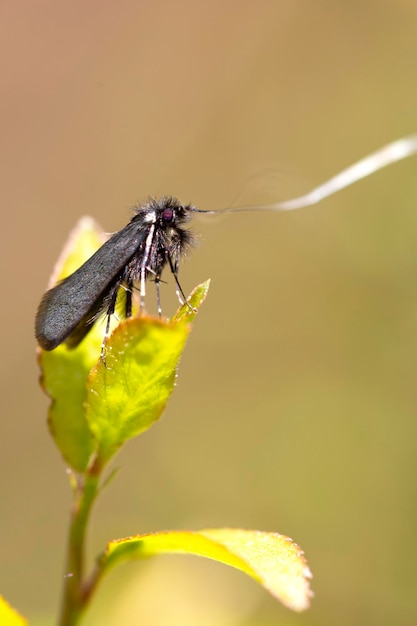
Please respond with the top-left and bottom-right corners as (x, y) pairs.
(0, 596), (27, 626)
(85, 316), (191, 465)
(38, 217), (105, 471)
(85, 279), (210, 466)
(170, 280), (210, 323)
(100, 528), (312, 612)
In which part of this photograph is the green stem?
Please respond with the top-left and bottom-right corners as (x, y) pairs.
(59, 466), (101, 626)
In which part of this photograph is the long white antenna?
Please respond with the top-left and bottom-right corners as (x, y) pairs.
(270, 134), (417, 211)
(194, 134), (417, 214)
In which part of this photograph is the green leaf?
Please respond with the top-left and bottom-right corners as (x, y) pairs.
(99, 529), (312, 612)
(83, 279), (210, 466)
(170, 280), (210, 323)
(0, 596), (27, 626)
(38, 217), (105, 471)
(85, 316), (191, 466)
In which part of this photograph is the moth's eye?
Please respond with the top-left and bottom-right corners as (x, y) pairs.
(162, 208), (174, 222)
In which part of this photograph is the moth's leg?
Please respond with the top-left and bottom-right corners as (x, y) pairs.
(125, 278), (133, 318)
(139, 223), (156, 311)
(168, 253), (196, 312)
(101, 285), (120, 362)
(155, 273), (162, 317)
(139, 270), (146, 311)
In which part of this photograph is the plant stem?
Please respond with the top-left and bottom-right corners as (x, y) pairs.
(59, 469), (100, 626)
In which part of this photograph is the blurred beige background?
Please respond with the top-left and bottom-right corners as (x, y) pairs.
(1, 1), (417, 625)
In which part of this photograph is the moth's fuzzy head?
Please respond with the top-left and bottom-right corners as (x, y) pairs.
(133, 196), (197, 227)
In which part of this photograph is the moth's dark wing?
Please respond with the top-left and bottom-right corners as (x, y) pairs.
(36, 221), (149, 350)
(59, 291), (110, 349)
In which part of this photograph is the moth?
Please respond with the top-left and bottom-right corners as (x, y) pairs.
(36, 197), (204, 350)
(35, 134), (417, 351)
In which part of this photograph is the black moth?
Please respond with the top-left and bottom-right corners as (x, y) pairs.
(36, 135), (417, 351)
(35, 197), (201, 351)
